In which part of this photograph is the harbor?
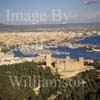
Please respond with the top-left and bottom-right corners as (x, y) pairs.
(12, 35), (100, 60)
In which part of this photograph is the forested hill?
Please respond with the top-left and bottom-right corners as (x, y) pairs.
(0, 61), (100, 100)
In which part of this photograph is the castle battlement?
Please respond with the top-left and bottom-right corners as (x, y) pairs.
(45, 54), (93, 79)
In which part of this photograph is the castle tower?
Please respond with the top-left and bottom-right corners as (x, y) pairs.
(46, 54), (52, 67)
(65, 56), (70, 69)
(79, 57), (84, 67)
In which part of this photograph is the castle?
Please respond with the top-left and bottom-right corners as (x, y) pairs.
(45, 54), (93, 79)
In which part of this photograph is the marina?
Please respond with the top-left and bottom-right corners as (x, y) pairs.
(12, 35), (100, 60)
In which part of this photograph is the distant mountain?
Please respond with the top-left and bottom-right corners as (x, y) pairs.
(0, 23), (6, 26)
(0, 23), (100, 32)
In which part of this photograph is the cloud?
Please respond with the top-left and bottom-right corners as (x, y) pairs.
(84, 0), (100, 4)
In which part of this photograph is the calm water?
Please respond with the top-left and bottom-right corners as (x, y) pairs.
(75, 35), (100, 45)
(13, 48), (37, 58)
(13, 35), (100, 60)
(51, 47), (100, 60)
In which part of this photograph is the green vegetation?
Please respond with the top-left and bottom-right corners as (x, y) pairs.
(1, 45), (16, 53)
(9, 45), (16, 49)
(0, 61), (100, 100)
(0, 62), (58, 100)
(92, 61), (100, 70)
(1, 47), (10, 53)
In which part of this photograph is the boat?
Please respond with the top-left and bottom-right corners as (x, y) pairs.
(92, 48), (100, 52)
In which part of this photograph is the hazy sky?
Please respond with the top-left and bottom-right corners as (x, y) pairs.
(0, 0), (100, 24)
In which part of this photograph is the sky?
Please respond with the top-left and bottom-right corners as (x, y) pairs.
(0, 0), (100, 24)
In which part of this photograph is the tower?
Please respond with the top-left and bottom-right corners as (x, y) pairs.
(79, 57), (84, 67)
(46, 54), (52, 67)
(65, 56), (70, 68)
